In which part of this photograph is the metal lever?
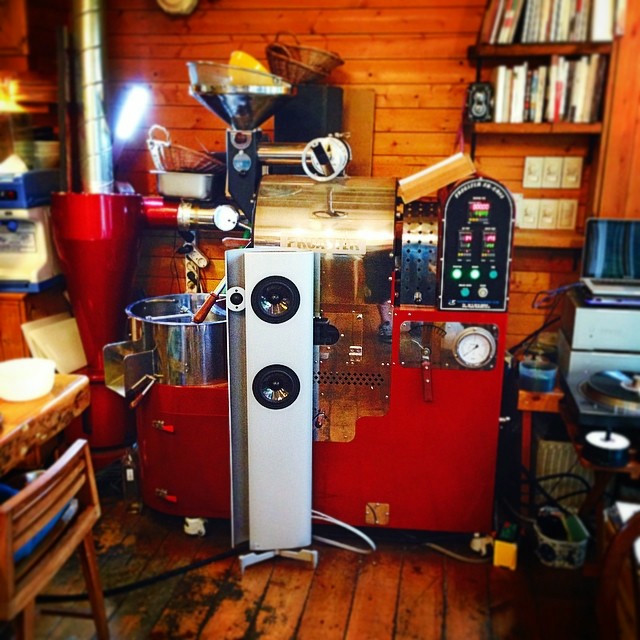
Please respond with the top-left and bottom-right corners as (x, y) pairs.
(421, 347), (433, 402)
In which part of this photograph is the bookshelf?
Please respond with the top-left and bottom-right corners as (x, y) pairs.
(468, 2), (618, 248)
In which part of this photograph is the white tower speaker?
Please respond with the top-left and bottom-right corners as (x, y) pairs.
(226, 248), (315, 564)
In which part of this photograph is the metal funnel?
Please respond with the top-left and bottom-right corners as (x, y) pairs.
(187, 61), (292, 131)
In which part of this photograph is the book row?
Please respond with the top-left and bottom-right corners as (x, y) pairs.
(482, 0), (625, 44)
(491, 53), (607, 124)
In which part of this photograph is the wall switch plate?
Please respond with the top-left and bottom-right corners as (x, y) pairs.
(523, 157), (544, 188)
(541, 157), (563, 189)
(518, 198), (540, 228)
(560, 156), (583, 189)
(557, 199), (578, 229)
(538, 199), (558, 228)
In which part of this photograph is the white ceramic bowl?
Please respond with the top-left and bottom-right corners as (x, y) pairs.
(0, 358), (56, 402)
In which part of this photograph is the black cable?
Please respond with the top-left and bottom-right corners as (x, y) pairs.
(37, 547), (241, 603)
(535, 472), (592, 493)
(508, 314), (561, 355)
(519, 464), (571, 515)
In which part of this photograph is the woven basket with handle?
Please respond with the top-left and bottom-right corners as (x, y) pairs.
(146, 125), (224, 174)
(266, 32), (344, 84)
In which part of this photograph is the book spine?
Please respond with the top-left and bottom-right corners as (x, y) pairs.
(589, 55), (608, 122)
(591, 0), (614, 42)
(535, 65), (547, 123)
(493, 65), (507, 123)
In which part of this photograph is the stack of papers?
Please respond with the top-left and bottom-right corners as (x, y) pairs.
(21, 313), (87, 374)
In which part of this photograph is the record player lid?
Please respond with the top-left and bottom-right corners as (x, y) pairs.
(581, 219), (640, 298)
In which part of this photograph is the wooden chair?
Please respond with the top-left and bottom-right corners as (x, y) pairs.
(0, 439), (109, 639)
(597, 510), (640, 640)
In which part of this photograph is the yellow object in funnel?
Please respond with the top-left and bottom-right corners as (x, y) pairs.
(229, 51), (268, 73)
(228, 51), (274, 86)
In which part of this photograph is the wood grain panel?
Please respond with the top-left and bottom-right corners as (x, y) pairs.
(107, 8), (483, 36)
(99, 0), (592, 349)
(107, 34), (475, 61)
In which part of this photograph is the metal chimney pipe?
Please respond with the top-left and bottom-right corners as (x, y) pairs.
(72, 0), (113, 193)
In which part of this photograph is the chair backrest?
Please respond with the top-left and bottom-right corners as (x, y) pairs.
(0, 439), (100, 620)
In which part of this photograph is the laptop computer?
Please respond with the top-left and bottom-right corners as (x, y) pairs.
(580, 218), (640, 298)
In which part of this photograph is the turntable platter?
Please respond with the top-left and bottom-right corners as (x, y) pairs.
(581, 370), (640, 413)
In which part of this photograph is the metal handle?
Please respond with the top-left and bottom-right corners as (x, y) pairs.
(129, 374), (157, 409)
(421, 347), (433, 402)
(192, 291), (219, 324)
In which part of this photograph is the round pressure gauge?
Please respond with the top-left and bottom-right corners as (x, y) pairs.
(453, 326), (497, 369)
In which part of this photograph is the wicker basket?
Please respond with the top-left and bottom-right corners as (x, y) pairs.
(266, 32), (344, 84)
(534, 506), (589, 569)
(146, 125), (224, 174)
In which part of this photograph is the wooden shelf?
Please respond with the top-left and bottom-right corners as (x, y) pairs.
(514, 230), (584, 248)
(469, 42), (613, 59)
(472, 122), (602, 134)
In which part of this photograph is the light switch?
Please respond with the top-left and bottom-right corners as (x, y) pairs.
(538, 199), (558, 229)
(523, 157), (544, 188)
(557, 199), (578, 229)
(541, 157), (563, 189)
(517, 198), (539, 228)
(560, 157), (583, 189)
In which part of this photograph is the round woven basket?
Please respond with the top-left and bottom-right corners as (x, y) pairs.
(146, 125), (224, 174)
(266, 32), (344, 84)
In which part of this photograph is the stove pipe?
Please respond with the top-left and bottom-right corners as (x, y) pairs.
(72, 0), (113, 193)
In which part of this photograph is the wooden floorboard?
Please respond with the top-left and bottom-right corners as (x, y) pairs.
(33, 495), (598, 640)
(394, 549), (444, 640)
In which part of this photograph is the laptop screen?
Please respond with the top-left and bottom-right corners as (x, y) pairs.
(582, 219), (640, 280)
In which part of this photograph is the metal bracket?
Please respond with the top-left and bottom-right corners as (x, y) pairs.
(238, 548), (319, 574)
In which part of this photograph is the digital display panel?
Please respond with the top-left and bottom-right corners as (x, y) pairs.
(481, 229), (497, 259)
(468, 200), (491, 223)
(457, 229), (473, 259)
(0, 190), (17, 201)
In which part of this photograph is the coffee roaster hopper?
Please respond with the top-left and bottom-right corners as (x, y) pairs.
(186, 61), (351, 219)
(188, 61), (292, 131)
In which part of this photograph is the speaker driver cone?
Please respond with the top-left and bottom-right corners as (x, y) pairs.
(251, 276), (300, 324)
(253, 364), (300, 409)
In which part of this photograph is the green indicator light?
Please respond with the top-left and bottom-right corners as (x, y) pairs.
(489, 269), (498, 279)
(460, 287), (470, 297)
(452, 268), (463, 280)
(470, 268), (481, 280)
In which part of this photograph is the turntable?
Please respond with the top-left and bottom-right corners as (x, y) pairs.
(559, 288), (640, 431)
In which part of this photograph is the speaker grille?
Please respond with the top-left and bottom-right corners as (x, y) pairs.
(316, 371), (386, 387)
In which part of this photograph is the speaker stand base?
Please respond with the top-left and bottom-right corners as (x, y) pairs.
(239, 548), (319, 574)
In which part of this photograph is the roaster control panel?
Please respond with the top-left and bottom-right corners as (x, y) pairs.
(439, 177), (514, 312)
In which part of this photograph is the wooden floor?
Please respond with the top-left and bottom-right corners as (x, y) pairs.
(30, 483), (597, 640)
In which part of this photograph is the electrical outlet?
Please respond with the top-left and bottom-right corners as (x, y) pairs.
(541, 157), (563, 189)
(538, 199), (558, 229)
(523, 157), (544, 188)
(557, 199), (578, 229)
(185, 257), (200, 293)
(517, 198), (539, 228)
(560, 157), (583, 189)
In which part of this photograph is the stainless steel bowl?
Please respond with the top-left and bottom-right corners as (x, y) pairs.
(126, 294), (227, 386)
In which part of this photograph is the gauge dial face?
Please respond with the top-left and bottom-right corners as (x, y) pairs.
(453, 327), (496, 369)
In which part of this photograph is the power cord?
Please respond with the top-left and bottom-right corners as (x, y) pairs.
(311, 509), (376, 555)
(423, 542), (491, 564)
(37, 547), (241, 604)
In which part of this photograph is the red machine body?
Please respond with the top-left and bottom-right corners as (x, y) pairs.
(51, 193), (140, 459)
(135, 383), (230, 518)
(313, 306), (508, 532)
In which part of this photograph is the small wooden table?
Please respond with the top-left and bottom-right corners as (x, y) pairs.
(0, 374), (90, 476)
(518, 386), (565, 473)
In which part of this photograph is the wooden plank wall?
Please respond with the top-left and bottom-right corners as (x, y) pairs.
(596, 0), (640, 219)
(8, 0), (591, 349)
(103, 0), (582, 348)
